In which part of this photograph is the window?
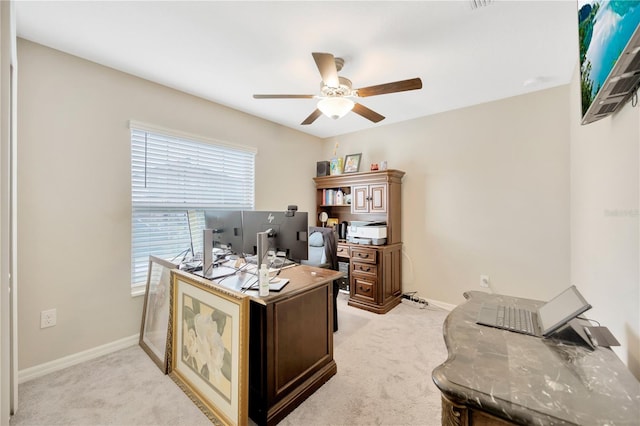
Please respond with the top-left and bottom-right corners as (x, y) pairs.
(130, 122), (255, 292)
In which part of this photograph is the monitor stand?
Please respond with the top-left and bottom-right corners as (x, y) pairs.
(256, 230), (269, 267)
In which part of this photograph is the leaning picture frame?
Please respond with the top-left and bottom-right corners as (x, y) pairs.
(139, 255), (178, 373)
(326, 217), (339, 228)
(168, 270), (249, 426)
(343, 153), (362, 173)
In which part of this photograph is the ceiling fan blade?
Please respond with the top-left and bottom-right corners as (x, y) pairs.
(312, 52), (339, 88)
(356, 78), (423, 97)
(253, 94), (315, 99)
(352, 103), (385, 123)
(301, 109), (323, 125)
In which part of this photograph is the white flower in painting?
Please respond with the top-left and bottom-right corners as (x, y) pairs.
(183, 320), (199, 365)
(194, 313), (225, 382)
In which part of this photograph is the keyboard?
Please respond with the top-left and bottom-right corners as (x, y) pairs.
(270, 257), (295, 268)
(496, 305), (536, 335)
(245, 255), (296, 268)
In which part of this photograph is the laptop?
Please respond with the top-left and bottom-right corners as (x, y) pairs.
(476, 285), (592, 337)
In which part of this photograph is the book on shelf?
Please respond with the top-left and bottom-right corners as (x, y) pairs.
(325, 189), (336, 205)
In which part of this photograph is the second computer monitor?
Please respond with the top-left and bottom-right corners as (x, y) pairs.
(241, 210), (309, 262)
(203, 210), (244, 255)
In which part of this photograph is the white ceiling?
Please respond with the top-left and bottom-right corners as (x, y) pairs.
(15, 0), (579, 139)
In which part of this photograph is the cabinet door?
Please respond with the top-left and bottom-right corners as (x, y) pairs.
(369, 184), (387, 213)
(352, 185), (370, 213)
(351, 184), (387, 214)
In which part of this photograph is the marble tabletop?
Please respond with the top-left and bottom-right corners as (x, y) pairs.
(432, 291), (640, 425)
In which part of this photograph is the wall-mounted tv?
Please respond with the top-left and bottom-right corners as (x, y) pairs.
(579, 1), (640, 125)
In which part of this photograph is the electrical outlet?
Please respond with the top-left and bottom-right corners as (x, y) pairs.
(480, 275), (490, 288)
(41, 309), (56, 328)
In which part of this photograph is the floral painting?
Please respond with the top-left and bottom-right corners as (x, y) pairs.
(181, 293), (233, 401)
(169, 270), (249, 425)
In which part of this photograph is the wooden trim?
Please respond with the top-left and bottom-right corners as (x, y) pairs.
(313, 169), (405, 188)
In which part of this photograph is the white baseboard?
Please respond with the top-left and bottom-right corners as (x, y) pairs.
(18, 334), (139, 384)
(17, 299), (456, 384)
(425, 298), (457, 311)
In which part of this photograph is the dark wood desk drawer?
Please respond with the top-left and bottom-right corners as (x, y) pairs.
(350, 247), (377, 264)
(352, 262), (377, 276)
(337, 244), (350, 258)
(353, 276), (376, 302)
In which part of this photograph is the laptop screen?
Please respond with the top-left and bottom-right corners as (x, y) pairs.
(538, 285), (592, 336)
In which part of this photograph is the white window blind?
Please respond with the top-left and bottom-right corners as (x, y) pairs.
(130, 125), (255, 288)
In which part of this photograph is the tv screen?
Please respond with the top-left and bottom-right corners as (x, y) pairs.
(579, 1), (640, 122)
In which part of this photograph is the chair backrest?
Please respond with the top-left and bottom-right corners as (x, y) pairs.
(307, 226), (338, 270)
(307, 231), (327, 265)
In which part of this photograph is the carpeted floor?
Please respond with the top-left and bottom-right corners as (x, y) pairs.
(10, 293), (450, 426)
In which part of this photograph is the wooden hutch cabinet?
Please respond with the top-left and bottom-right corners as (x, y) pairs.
(352, 183), (387, 213)
(313, 169), (404, 314)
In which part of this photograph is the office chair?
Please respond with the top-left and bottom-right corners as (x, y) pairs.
(301, 226), (339, 332)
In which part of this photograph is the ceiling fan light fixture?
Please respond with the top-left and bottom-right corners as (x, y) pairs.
(317, 97), (355, 120)
(254, 52), (422, 125)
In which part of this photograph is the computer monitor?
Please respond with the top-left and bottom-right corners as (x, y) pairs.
(203, 210), (244, 254)
(187, 210), (205, 258)
(200, 210), (243, 274)
(241, 210), (309, 263)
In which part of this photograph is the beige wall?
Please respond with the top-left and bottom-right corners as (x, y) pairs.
(16, 39), (321, 369)
(324, 66), (640, 377)
(569, 66), (639, 376)
(324, 87), (571, 305)
(17, 37), (640, 378)
(323, 69), (639, 376)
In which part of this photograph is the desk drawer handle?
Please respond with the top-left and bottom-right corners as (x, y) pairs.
(360, 266), (371, 272)
(358, 286), (371, 293)
(357, 253), (370, 259)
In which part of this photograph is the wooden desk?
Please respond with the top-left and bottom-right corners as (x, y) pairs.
(432, 291), (640, 425)
(213, 264), (343, 425)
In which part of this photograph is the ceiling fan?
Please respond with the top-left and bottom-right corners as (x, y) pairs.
(253, 52), (423, 125)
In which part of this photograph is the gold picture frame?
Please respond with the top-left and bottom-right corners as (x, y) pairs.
(139, 256), (178, 373)
(168, 270), (249, 426)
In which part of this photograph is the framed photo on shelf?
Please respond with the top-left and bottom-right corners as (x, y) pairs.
(168, 270), (250, 425)
(139, 255), (178, 373)
(343, 153), (362, 173)
(326, 218), (339, 228)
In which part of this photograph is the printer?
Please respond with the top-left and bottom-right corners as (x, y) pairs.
(347, 221), (387, 245)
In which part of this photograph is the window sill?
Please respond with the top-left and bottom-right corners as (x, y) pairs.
(131, 283), (146, 298)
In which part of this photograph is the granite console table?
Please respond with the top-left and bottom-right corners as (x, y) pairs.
(432, 291), (640, 425)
